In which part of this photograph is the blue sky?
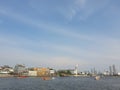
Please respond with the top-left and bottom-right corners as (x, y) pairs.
(0, 0), (120, 71)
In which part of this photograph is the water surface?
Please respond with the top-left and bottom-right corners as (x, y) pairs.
(0, 77), (120, 90)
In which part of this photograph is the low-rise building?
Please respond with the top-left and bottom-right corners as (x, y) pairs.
(103, 71), (110, 76)
(34, 67), (50, 77)
(0, 65), (14, 74)
(28, 71), (37, 77)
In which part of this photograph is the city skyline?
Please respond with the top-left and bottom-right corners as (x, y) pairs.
(0, 0), (120, 70)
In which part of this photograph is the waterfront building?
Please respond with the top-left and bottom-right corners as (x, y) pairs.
(103, 71), (109, 76)
(0, 65), (14, 77)
(34, 67), (50, 77)
(118, 72), (120, 76)
(49, 69), (56, 76)
(0, 65), (14, 74)
(74, 64), (78, 75)
(49, 69), (55, 74)
(28, 71), (37, 77)
(14, 64), (28, 76)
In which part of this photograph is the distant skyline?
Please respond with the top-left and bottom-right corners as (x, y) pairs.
(0, 0), (120, 71)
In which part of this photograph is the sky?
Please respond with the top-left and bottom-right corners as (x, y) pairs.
(0, 0), (120, 71)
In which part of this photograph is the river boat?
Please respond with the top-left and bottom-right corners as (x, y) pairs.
(17, 76), (28, 78)
(41, 76), (52, 80)
(95, 76), (100, 80)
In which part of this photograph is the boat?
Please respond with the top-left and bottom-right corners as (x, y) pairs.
(52, 77), (55, 79)
(41, 77), (52, 80)
(95, 76), (100, 80)
(17, 76), (28, 79)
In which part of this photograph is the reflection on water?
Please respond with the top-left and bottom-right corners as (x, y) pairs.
(0, 77), (120, 90)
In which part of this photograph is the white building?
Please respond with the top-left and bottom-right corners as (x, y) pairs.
(50, 70), (55, 74)
(28, 71), (37, 77)
(103, 71), (109, 76)
(74, 64), (78, 75)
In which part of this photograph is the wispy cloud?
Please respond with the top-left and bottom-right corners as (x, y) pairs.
(0, 47), (88, 69)
(0, 3), (120, 69)
(0, 32), (98, 58)
(75, 0), (107, 20)
(0, 36), (88, 68)
(56, 0), (109, 20)
(0, 6), (120, 54)
(1, 31), (120, 69)
(0, 7), (94, 41)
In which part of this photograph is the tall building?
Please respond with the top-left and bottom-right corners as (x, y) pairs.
(109, 66), (112, 75)
(93, 67), (97, 75)
(112, 64), (117, 75)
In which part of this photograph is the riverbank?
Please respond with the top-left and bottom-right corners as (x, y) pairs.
(0, 74), (14, 78)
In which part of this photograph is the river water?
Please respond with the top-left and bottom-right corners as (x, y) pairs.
(0, 77), (120, 90)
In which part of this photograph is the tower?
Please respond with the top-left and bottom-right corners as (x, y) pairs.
(74, 64), (78, 75)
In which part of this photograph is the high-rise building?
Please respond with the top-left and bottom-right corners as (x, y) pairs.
(112, 64), (117, 75)
(109, 66), (112, 75)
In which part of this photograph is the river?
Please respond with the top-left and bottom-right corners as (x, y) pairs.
(0, 77), (120, 90)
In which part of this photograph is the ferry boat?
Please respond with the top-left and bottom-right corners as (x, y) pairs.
(95, 76), (100, 80)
